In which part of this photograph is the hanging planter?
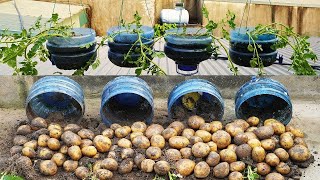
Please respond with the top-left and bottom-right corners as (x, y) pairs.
(229, 27), (278, 67)
(47, 28), (97, 70)
(164, 28), (212, 75)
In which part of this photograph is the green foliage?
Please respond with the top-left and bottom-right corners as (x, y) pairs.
(0, 172), (24, 180)
(243, 165), (259, 180)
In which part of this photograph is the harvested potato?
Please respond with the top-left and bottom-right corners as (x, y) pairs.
(169, 136), (189, 149)
(176, 159), (195, 176)
(265, 153), (280, 166)
(101, 158), (118, 171)
(220, 149), (237, 163)
(166, 149), (182, 161)
(168, 121), (185, 135)
(51, 153), (65, 166)
(246, 116), (259, 126)
(210, 121), (223, 133)
(252, 146), (266, 162)
(182, 128), (195, 139)
(190, 136), (203, 145)
(244, 132), (258, 140)
(235, 144), (252, 159)
(61, 131), (81, 146)
(188, 115), (205, 129)
(229, 171), (243, 180)
(194, 161), (210, 178)
(233, 119), (250, 131)
(154, 161), (170, 175)
(118, 138), (132, 148)
(254, 126), (274, 140)
(80, 139), (93, 149)
(162, 128), (178, 140)
(22, 146), (36, 158)
(38, 147), (54, 160)
(234, 133), (248, 145)
(131, 121), (147, 132)
(195, 130), (211, 143)
(265, 120), (285, 135)
(207, 141), (217, 152)
(265, 173), (284, 180)
(78, 129), (95, 140)
(93, 160), (102, 172)
(192, 142), (210, 158)
(115, 126), (131, 138)
(59, 145), (68, 154)
(274, 148), (289, 162)
(17, 125), (32, 135)
(199, 123), (212, 132)
(141, 159), (155, 173)
(212, 130), (231, 149)
(294, 137), (308, 147)
(130, 132), (144, 141)
(24, 140), (37, 149)
(64, 124), (81, 133)
(49, 128), (62, 139)
(81, 146), (97, 157)
(96, 169), (113, 180)
(145, 124), (164, 139)
(246, 127), (258, 132)
(256, 162), (271, 175)
(47, 138), (60, 151)
(102, 128), (114, 139)
(276, 162), (291, 175)
(206, 151), (220, 167)
(134, 153), (145, 169)
(180, 147), (192, 159)
(280, 133), (294, 149)
(107, 151), (116, 159)
(213, 162), (229, 178)
(230, 161), (245, 172)
(40, 160), (57, 176)
(121, 148), (134, 159)
(75, 166), (89, 179)
(93, 135), (112, 152)
(10, 146), (23, 156)
(146, 146), (162, 160)
(150, 134), (165, 149)
(132, 135), (150, 149)
(48, 123), (62, 131)
(110, 123), (121, 131)
(68, 145), (82, 161)
(261, 139), (276, 151)
(38, 134), (50, 147)
(63, 160), (78, 172)
(289, 145), (311, 162)
(247, 139), (261, 148)
(286, 125), (304, 138)
(17, 156), (32, 167)
(118, 158), (134, 174)
(227, 144), (237, 152)
(225, 123), (244, 137)
(31, 117), (48, 130)
(14, 135), (29, 146)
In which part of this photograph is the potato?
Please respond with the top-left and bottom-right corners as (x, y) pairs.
(121, 148), (134, 159)
(256, 162), (271, 175)
(194, 161), (210, 178)
(40, 160), (57, 176)
(96, 169), (113, 180)
(261, 139), (276, 151)
(244, 132), (258, 140)
(77, 129), (95, 140)
(117, 138), (132, 148)
(162, 128), (178, 140)
(294, 137), (308, 147)
(274, 148), (289, 162)
(206, 151), (220, 167)
(101, 158), (118, 171)
(134, 153), (145, 169)
(265, 172), (284, 180)
(280, 133), (294, 149)
(93, 135), (112, 152)
(31, 117), (48, 130)
(38, 147), (54, 160)
(17, 156), (32, 167)
(234, 133), (248, 145)
(225, 123), (244, 137)
(154, 161), (170, 175)
(235, 144), (252, 159)
(93, 153), (100, 159)
(17, 125), (32, 135)
(182, 128), (195, 139)
(227, 144), (237, 152)
(37, 134), (49, 147)
(195, 130), (211, 143)
(49, 128), (62, 139)
(252, 146), (266, 162)
(165, 149), (182, 161)
(150, 134), (165, 149)
(207, 141), (217, 152)
(190, 136), (203, 145)
(146, 146), (162, 160)
(192, 142), (210, 158)
(229, 171), (243, 180)
(265, 121), (285, 135)
(169, 136), (189, 149)
(131, 121), (147, 132)
(51, 153), (65, 166)
(246, 116), (259, 126)
(130, 132), (144, 141)
(168, 121), (185, 135)
(115, 126), (131, 138)
(230, 161), (245, 172)
(14, 135), (29, 146)
(199, 123), (212, 132)
(265, 153), (280, 166)
(132, 135), (150, 149)
(180, 148), (192, 159)
(141, 159), (155, 172)
(210, 121), (223, 133)
(81, 146), (97, 157)
(176, 159), (195, 176)
(286, 125), (304, 138)
(63, 160), (78, 172)
(110, 123), (121, 130)
(213, 162), (229, 178)
(212, 130), (231, 149)
(188, 115), (205, 129)
(254, 126), (274, 140)
(24, 140), (37, 149)
(68, 145), (82, 161)
(80, 139), (93, 149)
(22, 146), (36, 158)
(93, 160), (102, 172)
(145, 124), (164, 138)
(75, 166), (89, 179)
(102, 128), (114, 139)
(275, 162), (291, 175)
(59, 145), (68, 154)
(47, 138), (60, 151)
(61, 131), (81, 146)
(48, 123), (62, 131)
(233, 119), (250, 131)
(107, 151), (116, 159)
(289, 145), (311, 162)
(220, 149), (237, 163)
(64, 124), (81, 133)
(247, 139), (261, 148)
(118, 158), (134, 174)
(246, 127), (258, 132)
(10, 146), (23, 156)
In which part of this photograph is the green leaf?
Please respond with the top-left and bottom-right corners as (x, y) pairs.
(1, 174), (24, 180)
(135, 68), (143, 75)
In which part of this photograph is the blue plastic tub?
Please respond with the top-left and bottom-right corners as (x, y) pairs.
(107, 25), (154, 43)
(165, 28), (212, 48)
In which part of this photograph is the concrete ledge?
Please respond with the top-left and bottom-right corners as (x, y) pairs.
(0, 75), (319, 108)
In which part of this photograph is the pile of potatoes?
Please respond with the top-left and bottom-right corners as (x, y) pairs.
(11, 115), (312, 180)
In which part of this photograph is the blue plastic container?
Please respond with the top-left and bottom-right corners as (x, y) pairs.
(235, 77), (292, 125)
(107, 25), (154, 43)
(48, 28), (96, 46)
(168, 79), (224, 121)
(100, 76), (154, 126)
(26, 76), (85, 120)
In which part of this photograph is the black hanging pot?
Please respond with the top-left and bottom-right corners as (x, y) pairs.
(107, 25), (154, 67)
(47, 28), (97, 70)
(164, 28), (212, 75)
(229, 27), (278, 67)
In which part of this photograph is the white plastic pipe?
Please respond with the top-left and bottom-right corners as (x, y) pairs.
(160, 8), (189, 24)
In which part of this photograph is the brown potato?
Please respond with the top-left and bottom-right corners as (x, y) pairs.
(75, 166), (89, 179)
(145, 124), (164, 139)
(190, 136), (203, 145)
(206, 151), (220, 167)
(194, 161), (210, 178)
(207, 141), (218, 152)
(165, 149), (182, 161)
(154, 161), (170, 175)
(93, 135), (112, 152)
(118, 138), (132, 148)
(276, 162), (291, 175)
(48, 123), (62, 131)
(132, 135), (150, 149)
(252, 146), (266, 162)
(286, 125), (304, 138)
(199, 123), (212, 132)
(81, 146), (97, 157)
(134, 153), (145, 169)
(24, 140), (37, 149)
(233, 119), (250, 131)
(131, 121), (147, 133)
(110, 123), (121, 131)
(14, 135), (29, 146)
(265, 121), (285, 135)
(77, 129), (95, 140)
(220, 149), (237, 163)
(63, 160), (78, 172)
(59, 145), (68, 154)
(115, 126), (131, 138)
(280, 133), (294, 149)
(246, 127), (257, 133)
(234, 133), (248, 145)
(230, 161), (245, 172)
(102, 128), (114, 139)
(265, 153), (280, 166)
(188, 115), (205, 129)
(101, 158), (118, 171)
(150, 134), (165, 149)
(93, 160), (102, 172)
(244, 132), (258, 140)
(192, 142), (210, 158)
(195, 130), (212, 143)
(40, 160), (57, 176)
(68, 145), (82, 161)
(254, 126), (274, 140)
(247, 139), (261, 148)
(80, 139), (93, 149)
(38, 147), (54, 160)
(168, 121), (185, 135)
(225, 123), (244, 137)
(51, 153), (65, 166)
(162, 128), (178, 140)
(247, 116), (260, 126)
(31, 117), (48, 130)
(261, 139), (276, 151)
(289, 145), (311, 162)
(64, 124), (81, 133)
(256, 162), (271, 175)
(38, 134), (50, 147)
(213, 162), (229, 178)
(17, 125), (32, 135)
(265, 172), (285, 180)
(212, 130), (231, 149)
(61, 131), (81, 146)
(146, 146), (162, 160)
(274, 148), (289, 161)
(130, 132), (144, 141)
(16, 156), (32, 167)
(10, 146), (23, 156)
(227, 144), (237, 152)
(235, 144), (252, 159)
(294, 137), (308, 147)
(228, 171), (243, 180)
(169, 136), (189, 149)
(47, 138), (60, 151)
(49, 128), (62, 139)
(176, 159), (195, 176)
(96, 169), (113, 180)
(121, 148), (134, 159)
(182, 128), (195, 139)
(180, 148), (192, 159)
(22, 146), (36, 158)
(210, 121), (223, 133)
(141, 159), (155, 173)
(118, 158), (134, 174)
